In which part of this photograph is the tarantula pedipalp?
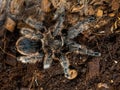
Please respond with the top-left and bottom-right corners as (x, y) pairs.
(16, 16), (101, 79)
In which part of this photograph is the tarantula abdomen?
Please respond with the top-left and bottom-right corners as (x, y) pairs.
(16, 37), (41, 55)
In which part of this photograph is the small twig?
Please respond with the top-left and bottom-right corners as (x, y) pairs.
(28, 70), (40, 90)
(107, 46), (113, 60)
(28, 76), (35, 90)
(3, 30), (6, 50)
(35, 77), (38, 86)
(95, 39), (101, 51)
(34, 70), (39, 86)
(0, 47), (16, 58)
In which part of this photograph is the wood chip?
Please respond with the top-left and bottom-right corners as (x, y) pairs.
(96, 9), (103, 17)
(86, 58), (100, 80)
(67, 69), (78, 80)
(41, 0), (51, 12)
(97, 83), (109, 89)
(108, 13), (115, 17)
(4, 17), (16, 32)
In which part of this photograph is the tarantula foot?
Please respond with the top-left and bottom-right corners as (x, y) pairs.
(79, 49), (101, 56)
(20, 28), (43, 40)
(86, 50), (101, 56)
(43, 53), (53, 69)
(76, 45), (101, 56)
(59, 55), (77, 79)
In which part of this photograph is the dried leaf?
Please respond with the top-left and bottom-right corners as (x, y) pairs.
(71, 5), (83, 13)
(111, 0), (119, 10)
(108, 13), (115, 17)
(4, 17), (16, 32)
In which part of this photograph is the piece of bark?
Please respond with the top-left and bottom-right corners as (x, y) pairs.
(5, 55), (17, 66)
(108, 13), (115, 17)
(86, 58), (100, 80)
(4, 17), (16, 32)
(41, 0), (51, 12)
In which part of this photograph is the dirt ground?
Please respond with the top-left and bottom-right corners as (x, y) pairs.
(0, 0), (120, 90)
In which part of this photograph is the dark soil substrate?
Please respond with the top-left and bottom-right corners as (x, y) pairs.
(0, 26), (120, 90)
(0, 0), (120, 90)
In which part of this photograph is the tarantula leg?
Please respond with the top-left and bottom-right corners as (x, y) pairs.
(80, 49), (101, 56)
(67, 22), (89, 39)
(67, 28), (80, 39)
(24, 17), (43, 30)
(52, 13), (65, 37)
(79, 45), (101, 56)
(66, 40), (81, 52)
(17, 52), (44, 63)
(20, 28), (43, 40)
(59, 54), (71, 78)
(20, 28), (34, 36)
(43, 51), (53, 69)
(67, 23), (89, 39)
(67, 16), (96, 39)
(67, 41), (101, 56)
(53, 5), (65, 20)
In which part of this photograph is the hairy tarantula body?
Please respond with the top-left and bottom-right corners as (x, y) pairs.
(16, 15), (101, 79)
(0, 0), (101, 79)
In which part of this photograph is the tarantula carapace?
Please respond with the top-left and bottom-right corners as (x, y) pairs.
(16, 15), (101, 79)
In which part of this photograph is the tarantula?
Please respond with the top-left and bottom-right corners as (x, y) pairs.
(0, 0), (101, 79)
(16, 15), (101, 79)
